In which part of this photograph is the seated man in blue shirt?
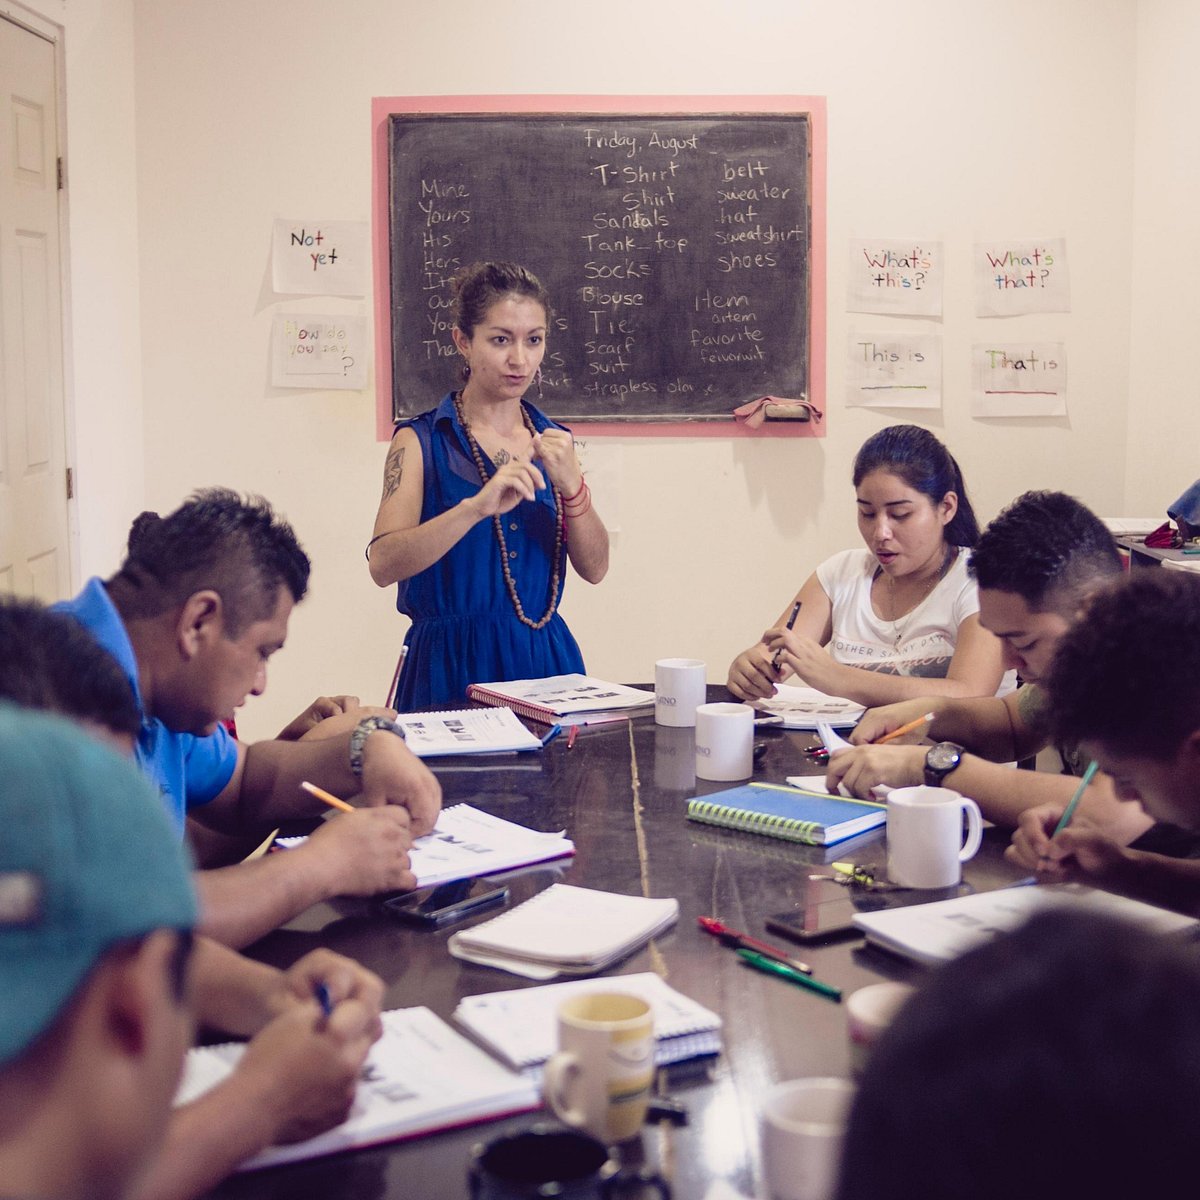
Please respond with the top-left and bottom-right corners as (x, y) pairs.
(55, 488), (442, 948)
(0, 596), (385, 1200)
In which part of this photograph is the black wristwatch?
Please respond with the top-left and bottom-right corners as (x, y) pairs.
(924, 741), (964, 787)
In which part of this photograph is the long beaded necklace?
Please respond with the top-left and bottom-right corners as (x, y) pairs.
(881, 545), (956, 647)
(453, 391), (565, 631)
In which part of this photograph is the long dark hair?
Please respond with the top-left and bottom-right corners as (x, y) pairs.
(852, 425), (980, 547)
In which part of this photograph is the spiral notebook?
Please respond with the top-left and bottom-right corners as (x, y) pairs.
(453, 972), (722, 1075)
(175, 1007), (539, 1171)
(686, 782), (887, 847)
(389, 706), (548, 756)
(448, 883), (680, 979)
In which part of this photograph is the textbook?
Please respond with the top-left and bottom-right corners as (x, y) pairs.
(754, 685), (865, 730)
(175, 1007), (539, 1171)
(389, 706), (548, 756)
(686, 782), (887, 847)
(853, 883), (1200, 968)
(466, 673), (656, 727)
(276, 803), (575, 889)
(448, 883), (680, 979)
(453, 972), (722, 1075)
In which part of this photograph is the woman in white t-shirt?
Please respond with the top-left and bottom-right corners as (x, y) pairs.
(727, 425), (1009, 707)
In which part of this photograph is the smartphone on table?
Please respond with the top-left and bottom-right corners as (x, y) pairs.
(766, 875), (860, 944)
(379, 879), (510, 928)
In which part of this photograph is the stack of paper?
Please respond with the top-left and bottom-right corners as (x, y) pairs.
(453, 972), (722, 1075)
(448, 883), (679, 979)
(176, 1008), (539, 1170)
(466, 673), (656, 727)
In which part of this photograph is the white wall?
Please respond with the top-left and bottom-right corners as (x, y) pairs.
(61, 0), (1158, 738)
(1127, 0), (1200, 512)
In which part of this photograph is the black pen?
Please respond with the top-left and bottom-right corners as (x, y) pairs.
(772, 600), (802, 672)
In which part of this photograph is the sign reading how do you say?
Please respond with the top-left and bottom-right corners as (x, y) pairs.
(271, 313), (368, 390)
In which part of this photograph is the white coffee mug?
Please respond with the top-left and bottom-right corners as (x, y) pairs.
(761, 1077), (857, 1200)
(655, 658), (707, 728)
(886, 785), (983, 888)
(844, 981), (915, 1076)
(693, 701), (754, 781)
(543, 993), (655, 1144)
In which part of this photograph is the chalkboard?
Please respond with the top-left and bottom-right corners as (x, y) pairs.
(387, 112), (814, 423)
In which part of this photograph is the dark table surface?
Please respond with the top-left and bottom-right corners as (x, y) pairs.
(206, 693), (1027, 1200)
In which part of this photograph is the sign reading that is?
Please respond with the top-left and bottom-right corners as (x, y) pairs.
(971, 342), (1066, 417)
(272, 219), (368, 296)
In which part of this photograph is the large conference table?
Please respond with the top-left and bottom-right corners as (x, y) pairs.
(207, 694), (1028, 1200)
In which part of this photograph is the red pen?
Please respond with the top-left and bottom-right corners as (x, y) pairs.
(697, 916), (813, 974)
(567, 725), (579, 750)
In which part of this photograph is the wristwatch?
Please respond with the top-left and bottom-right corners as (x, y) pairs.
(924, 741), (964, 787)
(349, 714), (404, 778)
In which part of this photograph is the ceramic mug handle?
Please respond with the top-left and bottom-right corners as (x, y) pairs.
(958, 797), (983, 863)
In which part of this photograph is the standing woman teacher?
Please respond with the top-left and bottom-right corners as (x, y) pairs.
(727, 424), (1009, 707)
(368, 262), (609, 709)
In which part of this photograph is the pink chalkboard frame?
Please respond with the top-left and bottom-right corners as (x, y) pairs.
(371, 94), (827, 441)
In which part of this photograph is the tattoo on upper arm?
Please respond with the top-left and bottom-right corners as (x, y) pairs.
(381, 447), (405, 501)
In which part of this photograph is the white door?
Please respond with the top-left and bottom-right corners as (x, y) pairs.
(0, 14), (69, 601)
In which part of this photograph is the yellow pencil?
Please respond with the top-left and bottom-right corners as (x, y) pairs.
(873, 711), (936, 746)
(301, 780), (355, 813)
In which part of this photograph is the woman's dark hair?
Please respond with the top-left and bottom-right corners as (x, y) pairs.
(838, 910), (1200, 1200)
(450, 262), (553, 381)
(852, 424), (980, 547)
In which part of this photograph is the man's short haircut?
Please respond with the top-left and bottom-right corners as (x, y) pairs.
(108, 488), (310, 636)
(968, 490), (1122, 614)
(1047, 569), (1200, 759)
(838, 910), (1200, 1200)
(0, 597), (139, 738)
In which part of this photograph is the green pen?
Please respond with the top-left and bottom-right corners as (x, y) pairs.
(736, 948), (842, 1001)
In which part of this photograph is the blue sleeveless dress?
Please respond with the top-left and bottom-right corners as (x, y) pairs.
(394, 393), (585, 709)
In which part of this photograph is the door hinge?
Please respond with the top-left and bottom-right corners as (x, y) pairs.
(65, 466), (73, 499)
(57, 156), (64, 190)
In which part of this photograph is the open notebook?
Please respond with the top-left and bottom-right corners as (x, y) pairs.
(176, 1007), (539, 1171)
(276, 803), (575, 890)
(854, 883), (1200, 967)
(454, 972), (722, 1076)
(466, 673), (656, 727)
(448, 883), (680, 979)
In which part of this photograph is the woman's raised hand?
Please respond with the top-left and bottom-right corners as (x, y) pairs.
(470, 458), (546, 518)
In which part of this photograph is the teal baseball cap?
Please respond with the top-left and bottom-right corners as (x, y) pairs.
(0, 704), (198, 1067)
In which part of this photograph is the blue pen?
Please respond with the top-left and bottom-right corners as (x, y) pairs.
(540, 724), (564, 747)
(314, 982), (334, 1021)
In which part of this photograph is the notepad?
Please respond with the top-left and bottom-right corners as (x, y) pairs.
(453, 972), (722, 1075)
(390, 706), (547, 755)
(448, 883), (680, 979)
(754, 684), (865, 730)
(175, 1007), (539, 1171)
(466, 673), (656, 727)
(686, 782), (887, 847)
(853, 883), (1200, 967)
(276, 803), (575, 889)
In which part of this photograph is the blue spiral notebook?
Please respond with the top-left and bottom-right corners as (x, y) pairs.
(686, 782), (887, 847)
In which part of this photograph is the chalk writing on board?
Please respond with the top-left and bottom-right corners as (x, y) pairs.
(388, 114), (815, 421)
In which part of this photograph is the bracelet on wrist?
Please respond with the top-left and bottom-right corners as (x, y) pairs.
(348, 715), (405, 778)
